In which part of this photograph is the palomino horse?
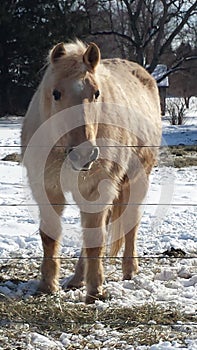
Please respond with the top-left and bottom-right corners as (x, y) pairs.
(21, 40), (161, 303)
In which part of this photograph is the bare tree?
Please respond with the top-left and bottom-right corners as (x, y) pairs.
(166, 98), (187, 125)
(84, 0), (197, 73)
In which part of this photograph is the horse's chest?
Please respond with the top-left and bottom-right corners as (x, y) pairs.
(45, 159), (119, 208)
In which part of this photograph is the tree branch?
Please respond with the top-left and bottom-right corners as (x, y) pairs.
(147, 0), (168, 72)
(159, 1), (197, 57)
(156, 56), (197, 83)
(122, 0), (143, 45)
(90, 29), (137, 47)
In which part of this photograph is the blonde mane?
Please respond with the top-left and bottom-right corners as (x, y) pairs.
(46, 40), (88, 79)
(49, 40), (87, 59)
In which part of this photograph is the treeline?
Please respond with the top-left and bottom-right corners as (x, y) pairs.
(0, 0), (88, 115)
(0, 0), (196, 116)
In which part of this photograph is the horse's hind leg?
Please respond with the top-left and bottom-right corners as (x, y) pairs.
(38, 190), (65, 293)
(112, 183), (139, 279)
(122, 222), (139, 280)
(66, 249), (85, 289)
(121, 178), (147, 280)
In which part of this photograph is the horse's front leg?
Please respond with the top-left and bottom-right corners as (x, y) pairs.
(81, 211), (108, 304)
(38, 190), (65, 294)
(39, 231), (60, 293)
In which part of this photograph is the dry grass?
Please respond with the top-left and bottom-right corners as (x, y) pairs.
(0, 256), (196, 349)
(0, 294), (196, 349)
(159, 145), (197, 168)
(0, 295), (191, 329)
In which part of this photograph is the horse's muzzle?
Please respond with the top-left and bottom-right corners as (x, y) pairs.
(67, 146), (100, 171)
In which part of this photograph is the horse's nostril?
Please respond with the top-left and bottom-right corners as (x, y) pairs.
(67, 148), (79, 163)
(90, 147), (99, 162)
(67, 146), (99, 171)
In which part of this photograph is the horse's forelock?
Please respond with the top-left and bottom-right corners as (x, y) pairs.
(48, 40), (87, 62)
(46, 40), (90, 80)
(63, 40), (87, 56)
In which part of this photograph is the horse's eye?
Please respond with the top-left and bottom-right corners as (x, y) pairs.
(94, 90), (100, 99)
(53, 89), (61, 101)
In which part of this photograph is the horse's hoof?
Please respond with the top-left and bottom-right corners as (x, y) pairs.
(123, 274), (132, 280)
(85, 292), (105, 304)
(37, 280), (59, 294)
(62, 275), (84, 291)
(123, 270), (138, 280)
(66, 282), (84, 291)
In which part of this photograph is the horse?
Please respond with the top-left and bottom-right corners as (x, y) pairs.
(21, 40), (162, 303)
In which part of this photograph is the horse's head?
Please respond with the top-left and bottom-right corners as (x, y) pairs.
(45, 41), (101, 171)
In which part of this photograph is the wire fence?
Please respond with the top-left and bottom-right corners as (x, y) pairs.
(0, 143), (196, 281)
(0, 143), (196, 258)
(0, 255), (196, 260)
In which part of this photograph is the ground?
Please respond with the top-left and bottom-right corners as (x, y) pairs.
(0, 100), (196, 349)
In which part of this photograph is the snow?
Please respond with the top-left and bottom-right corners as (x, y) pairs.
(162, 122), (197, 145)
(152, 64), (169, 87)
(0, 110), (197, 349)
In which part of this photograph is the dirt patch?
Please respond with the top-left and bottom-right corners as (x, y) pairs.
(162, 247), (186, 258)
(1, 152), (21, 163)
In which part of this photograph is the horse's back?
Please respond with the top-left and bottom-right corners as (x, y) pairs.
(102, 59), (158, 94)
(99, 58), (161, 144)
(100, 58), (160, 119)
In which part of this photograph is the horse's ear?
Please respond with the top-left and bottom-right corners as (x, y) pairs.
(83, 43), (100, 71)
(50, 42), (66, 63)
